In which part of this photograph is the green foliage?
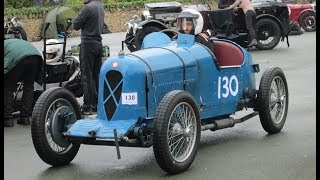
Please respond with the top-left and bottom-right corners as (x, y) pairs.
(4, 0), (194, 16)
(5, 0), (33, 8)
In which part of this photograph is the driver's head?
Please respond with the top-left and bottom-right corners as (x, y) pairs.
(177, 9), (204, 35)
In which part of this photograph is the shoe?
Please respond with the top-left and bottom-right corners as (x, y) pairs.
(81, 105), (93, 115)
(92, 105), (97, 113)
(17, 116), (31, 125)
(248, 38), (258, 47)
(4, 118), (14, 127)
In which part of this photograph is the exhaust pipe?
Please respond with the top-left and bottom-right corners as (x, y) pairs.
(201, 111), (259, 131)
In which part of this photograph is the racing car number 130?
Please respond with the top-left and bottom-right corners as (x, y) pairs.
(217, 75), (239, 99)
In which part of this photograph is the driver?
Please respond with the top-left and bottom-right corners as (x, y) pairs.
(177, 9), (215, 53)
(44, 39), (63, 63)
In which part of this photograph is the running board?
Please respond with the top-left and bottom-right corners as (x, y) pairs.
(201, 111), (259, 131)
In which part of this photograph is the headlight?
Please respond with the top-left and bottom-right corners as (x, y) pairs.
(126, 22), (133, 33)
(11, 17), (17, 26)
(133, 23), (139, 34)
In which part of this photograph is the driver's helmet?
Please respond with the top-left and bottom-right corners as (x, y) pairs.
(44, 39), (62, 63)
(177, 9), (204, 35)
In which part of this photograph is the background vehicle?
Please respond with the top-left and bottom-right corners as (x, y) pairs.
(287, 2), (316, 31)
(252, 0), (316, 32)
(124, 1), (210, 52)
(211, 1), (290, 50)
(4, 17), (28, 40)
(124, 1), (290, 51)
(31, 32), (288, 174)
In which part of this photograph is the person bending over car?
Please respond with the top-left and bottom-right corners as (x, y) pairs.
(4, 39), (43, 127)
(177, 9), (215, 54)
(228, 0), (258, 47)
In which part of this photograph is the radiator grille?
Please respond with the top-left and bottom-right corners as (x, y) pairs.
(103, 70), (123, 120)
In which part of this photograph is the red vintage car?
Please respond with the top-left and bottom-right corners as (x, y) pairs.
(252, 0), (316, 31)
(287, 2), (316, 31)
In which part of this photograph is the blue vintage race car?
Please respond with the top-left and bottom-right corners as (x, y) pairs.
(31, 32), (289, 174)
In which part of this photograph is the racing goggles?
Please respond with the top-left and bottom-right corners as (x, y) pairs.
(177, 18), (197, 31)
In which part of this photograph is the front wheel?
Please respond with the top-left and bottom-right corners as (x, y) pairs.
(31, 87), (81, 166)
(153, 90), (201, 174)
(134, 26), (162, 51)
(299, 11), (316, 32)
(255, 19), (281, 50)
(258, 67), (289, 134)
(125, 33), (137, 52)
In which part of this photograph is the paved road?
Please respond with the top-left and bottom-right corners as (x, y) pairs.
(4, 31), (316, 180)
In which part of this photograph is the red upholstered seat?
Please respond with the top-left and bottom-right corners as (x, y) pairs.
(212, 40), (244, 67)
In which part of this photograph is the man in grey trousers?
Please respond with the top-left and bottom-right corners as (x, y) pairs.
(73, 0), (105, 115)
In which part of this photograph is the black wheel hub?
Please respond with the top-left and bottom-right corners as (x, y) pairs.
(50, 106), (76, 147)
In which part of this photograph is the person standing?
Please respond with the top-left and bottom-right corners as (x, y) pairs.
(228, 0), (258, 47)
(4, 39), (43, 127)
(72, 0), (105, 115)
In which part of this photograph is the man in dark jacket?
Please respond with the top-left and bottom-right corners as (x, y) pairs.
(4, 39), (43, 127)
(72, 0), (105, 115)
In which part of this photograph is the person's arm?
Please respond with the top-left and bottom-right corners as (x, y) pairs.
(72, 6), (91, 31)
(218, 0), (227, 9)
(228, 0), (241, 9)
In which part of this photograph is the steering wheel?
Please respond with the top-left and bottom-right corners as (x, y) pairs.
(160, 29), (179, 40)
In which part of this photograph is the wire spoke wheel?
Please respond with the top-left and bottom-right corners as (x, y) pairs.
(153, 90), (200, 174)
(269, 77), (287, 124)
(255, 19), (281, 50)
(168, 103), (196, 162)
(44, 98), (75, 153)
(258, 67), (289, 134)
(32, 87), (81, 166)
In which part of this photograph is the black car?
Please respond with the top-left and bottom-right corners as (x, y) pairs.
(124, 1), (290, 51)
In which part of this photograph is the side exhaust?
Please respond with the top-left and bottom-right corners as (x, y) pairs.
(201, 111), (259, 131)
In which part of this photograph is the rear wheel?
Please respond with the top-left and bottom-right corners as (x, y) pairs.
(255, 18), (281, 50)
(153, 90), (200, 174)
(134, 26), (162, 51)
(258, 67), (288, 134)
(299, 11), (316, 32)
(31, 87), (81, 166)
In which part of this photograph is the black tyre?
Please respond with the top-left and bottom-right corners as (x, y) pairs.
(299, 11), (316, 32)
(134, 26), (162, 51)
(258, 67), (288, 134)
(125, 33), (138, 52)
(12, 27), (28, 41)
(255, 18), (281, 50)
(31, 87), (81, 166)
(153, 90), (201, 174)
